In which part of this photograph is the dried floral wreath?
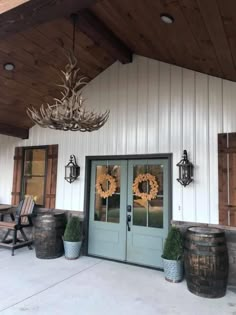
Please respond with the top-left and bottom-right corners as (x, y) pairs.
(132, 173), (159, 201)
(96, 174), (117, 199)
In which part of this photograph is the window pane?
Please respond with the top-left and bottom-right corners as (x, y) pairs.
(108, 165), (120, 193)
(148, 197), (163, 228)
(133, 196), (147, 226)
(24, 149), (46, 176)
(148, 165), (163, 228)
(23, 177), (45, 205)
(94, 164), (120, 223)
(95, 193), (106, 221)
(107, 194), (120, 223)
(132, 164), (163, 228)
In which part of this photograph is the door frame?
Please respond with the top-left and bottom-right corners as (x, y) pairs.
(83, 153), (173, 263)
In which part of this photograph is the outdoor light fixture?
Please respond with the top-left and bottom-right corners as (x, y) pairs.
(65, 155), (80, 184)
(26, 14), (109, 132)
(176, 150), (193, 187)
(160, 13), (174, 24)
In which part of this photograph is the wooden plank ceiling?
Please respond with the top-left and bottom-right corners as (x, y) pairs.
(1, 0), (236, 138)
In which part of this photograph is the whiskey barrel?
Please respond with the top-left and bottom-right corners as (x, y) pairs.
(184, 227), (228, 298)
(34, 212), (66, 259)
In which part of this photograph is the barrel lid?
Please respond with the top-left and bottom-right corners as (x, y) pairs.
(187, 226), (224, 235)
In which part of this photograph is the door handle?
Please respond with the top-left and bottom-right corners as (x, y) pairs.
(127, 214), (131, 231)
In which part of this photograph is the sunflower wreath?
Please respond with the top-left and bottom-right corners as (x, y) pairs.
(132, 173), (159, 201)
(96, 174), (117, 199)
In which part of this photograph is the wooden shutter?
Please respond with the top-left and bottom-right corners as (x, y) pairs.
(218, 133), (236, 226)
(45, 144), (58, 209)
(11, 147), (23, 206)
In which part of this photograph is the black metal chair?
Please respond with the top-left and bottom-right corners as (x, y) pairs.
(0, 196), (35, 255)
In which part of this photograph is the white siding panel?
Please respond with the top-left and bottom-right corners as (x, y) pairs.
(170, 66), (183, 221)
(209, 77), (223, 224)
(83, 79), (99, 156)
(137, 56), (148, 154)
(107, 65), (118, 156)
(126, 56), (138, 154)
(159, 62), (171, 153)
(63, 133), (73, 210)
(1, 55), (236, 223)
(195, 73), (209, 223)
(147, 59), (159, 153)
(56, 137), (66, 210)
(223, 80), (236, 133)
(117, 62), (128, 155)
(0, 136), (19, 204)
(99, 69), (110, 156)
(182, 69), (196, 222)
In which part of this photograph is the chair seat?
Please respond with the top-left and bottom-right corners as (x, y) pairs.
(0, 221), (16, 229)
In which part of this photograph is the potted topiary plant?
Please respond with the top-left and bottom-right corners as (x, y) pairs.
(63, 216), (82, 260)
(162, 226), (184, 283)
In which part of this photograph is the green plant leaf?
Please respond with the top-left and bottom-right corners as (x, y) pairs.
(162, 227), (183, 261)
(64, 216), (81, 242)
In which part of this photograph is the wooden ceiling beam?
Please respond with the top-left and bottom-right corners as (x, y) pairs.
(0, 0), (97, 39)
(0, 123), (29, 139)
(77, 9), (132, 64)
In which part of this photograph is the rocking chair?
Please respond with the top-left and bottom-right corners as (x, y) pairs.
(0, 196), (35, 255)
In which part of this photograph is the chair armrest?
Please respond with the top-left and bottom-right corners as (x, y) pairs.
(0, 208), (16, 222)
(17, 214), (33, 226)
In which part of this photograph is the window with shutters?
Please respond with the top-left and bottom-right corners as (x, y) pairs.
(11, 144), (58, 208)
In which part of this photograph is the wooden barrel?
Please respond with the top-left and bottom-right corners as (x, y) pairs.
(34, 212), (66, 259)
(184, 227), (228, 298)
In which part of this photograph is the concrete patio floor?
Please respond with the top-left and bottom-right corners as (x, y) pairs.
(0, 248), (235, 315)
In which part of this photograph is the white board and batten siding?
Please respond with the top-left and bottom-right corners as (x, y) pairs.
(0, 55), (236, 224)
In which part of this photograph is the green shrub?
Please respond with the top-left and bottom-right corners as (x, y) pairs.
(64, 216), (81, 242)
(162, 227), (183, 261)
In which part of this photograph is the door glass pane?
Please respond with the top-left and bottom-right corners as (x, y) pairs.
(133, 165), (148, 227)
(108, 195), (120, 223)
(133, 195), (147, 226)
(132, 164), (163, 228)
(148, 165), (163, 228)
(95, 193), (106, 221)
(23, 177), (45, 205)
(94, 164), (120, 223)
(148, 196), (163, 228)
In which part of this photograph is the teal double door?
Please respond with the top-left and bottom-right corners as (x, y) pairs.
(88, 158), (170, 268)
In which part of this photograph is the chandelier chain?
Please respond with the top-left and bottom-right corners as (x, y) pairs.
(72, 13), (77, 52)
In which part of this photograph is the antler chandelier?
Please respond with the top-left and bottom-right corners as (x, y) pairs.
(26, 15), (109, 132)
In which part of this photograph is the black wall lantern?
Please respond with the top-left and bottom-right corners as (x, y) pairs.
(65, 155), (80, 184)
(176, 150), (193, 187)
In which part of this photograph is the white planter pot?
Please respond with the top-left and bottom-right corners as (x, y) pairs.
(63, 240), (82, 260)
(162, 258), (183, 283)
